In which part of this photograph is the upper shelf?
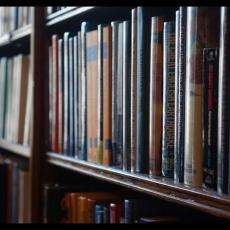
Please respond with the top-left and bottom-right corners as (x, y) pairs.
(0, 139), (31, 158)
(46, 7), (96, 27)
(0, 24), (31, 49)
(46, 152), (230, 220)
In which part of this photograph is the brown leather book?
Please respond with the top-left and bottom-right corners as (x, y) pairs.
(103, 25), (113, 166)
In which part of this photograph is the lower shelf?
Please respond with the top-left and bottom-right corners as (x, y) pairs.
(46, 152), (230, 220)
(0, 139), (31, 158)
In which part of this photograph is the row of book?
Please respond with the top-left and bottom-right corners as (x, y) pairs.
(48, 6), (230, 194)
(0, 7), (32, 37)
(0, 159), (30, 223)
(0, 55), (32, 146)
(43, 184), (215, 223)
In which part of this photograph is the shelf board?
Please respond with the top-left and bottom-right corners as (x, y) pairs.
(0, 139), (31, 158)
(46, 7), (96, 27)
(0, 24), (31, 48)
(46, 152), (230, 220)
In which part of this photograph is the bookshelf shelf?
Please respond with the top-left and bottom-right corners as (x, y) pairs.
(0, 139), (31, 158)
(46, 152), (230, 220)
(46, 6), (96, 27)
(0, 25), (31, 48)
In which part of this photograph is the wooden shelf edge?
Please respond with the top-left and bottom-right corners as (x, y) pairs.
(0, 25), (31, 49)
(46, 6), (97, 27)
(0, 139), (31, 158)
(46, 152), (230, 220)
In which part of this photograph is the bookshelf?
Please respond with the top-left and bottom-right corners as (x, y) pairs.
(0, 6), (230, 223)
(0, 139), (30, 158)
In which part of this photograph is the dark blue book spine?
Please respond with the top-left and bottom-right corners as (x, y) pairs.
(174, 7), (186, 183)
(12, 162), (19, 223)
(63, 32), (70, 156)
(0, 162), (8, 222)
(162, 21), (175, 179)
(136, 7), (150, 173)
(95, 205), (104, 224)
(124, 199), (134, 224)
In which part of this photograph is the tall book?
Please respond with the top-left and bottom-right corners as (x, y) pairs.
(80, 22), (88, 160)
(217, 7), (230, 194)
(103, 25), (113, 166)
(203, 48), (219, 190)
(58, 38), (64, 153)
(52, 35), (59, 153)
(149, 16), (164, 177)
(184, 7), (220, 187)
(130, 9), (137, 173)
(174, 7), (187, 183)
(136, 7), (151, 173)
(73, 36), (79, 157)
(86, 29), (98, 163)
(68, 37), (75, 157)
(111, 21), (119, 167)
(97, 24), (103, 164)
(63, 32), (70, 156)
(162, 21), (175, 179)
(112, 22), (123, 168)
(122, 21), (131, 171)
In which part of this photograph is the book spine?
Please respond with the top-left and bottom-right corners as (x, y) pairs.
(68, 37), (74, 157)
(136, 7), (150, 173)
(80, 22), (87, 160)
(174, 7), (187, 183)
(124, 199), (134, 224)
(63, 32), (70, 156)
(77, 32), (82, 159)
(86, 30), (98, 163)
(122, 21), (131, 171)
(162, 21), (175, 179)
(110, 203), (122, 224)
(130, 9), (137, 173)
(203, 48), (219, 190)
(111, 21), (119, 166)
(149, 16), (164, 177)
(48, 46), (53, 151)
(103, 26), (113, 166)
(52, 35), (59, 153)
(184, 7), (220, 187)
(97, 24), (103, 164)
(73, 36), (78, 157)
(218, 7), (230, 194)
(95, 205), (104, 223)
(58, 39), (63, 153)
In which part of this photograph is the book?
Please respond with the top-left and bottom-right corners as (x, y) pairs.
(122, 20), (131, 171)
(103, 25), (113, 166)
(162, 21), (175, 179)
(136, 7), (151, 174)
(174, 7), (187, 183)
(184, 7), (220, 187)
(130, 9), (137, 173)
(217, 7), (230, 194)
(149, 16), (164, 177)
(203, 48), (219, 190)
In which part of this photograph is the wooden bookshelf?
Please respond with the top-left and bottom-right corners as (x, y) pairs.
(0, 25), (31, 48)
(46, 6), (96, 27)
(46, 152), (230, 220)
(0, 139), (31, 158)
